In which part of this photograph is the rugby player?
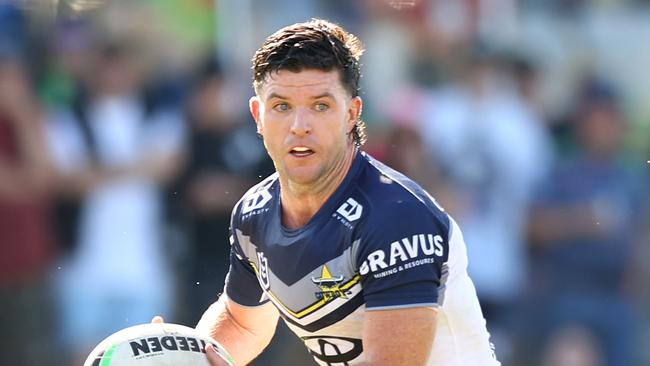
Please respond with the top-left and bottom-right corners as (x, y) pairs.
(193, 19), (500, 366)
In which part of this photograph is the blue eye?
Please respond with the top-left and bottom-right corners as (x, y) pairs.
(315, 103), (329, 112)
(273, 103), (289, 112)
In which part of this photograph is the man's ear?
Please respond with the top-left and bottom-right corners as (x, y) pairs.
(249, 96), (263, 134)
(347, 96), (363, 132)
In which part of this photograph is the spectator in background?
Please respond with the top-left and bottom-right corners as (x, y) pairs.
(45, 38), (187, 365)
(418, 48), (553, 362)
(381, 90), (451, 201)
(173, 58), (312, 366)
(383, 123), (441, 193)
(174, 58), (273, 325)
(0, 58), (59, 366)
(527, 79), (645, 366)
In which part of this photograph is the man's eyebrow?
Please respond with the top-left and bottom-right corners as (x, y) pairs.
(267, 92), (287, 100)
(266, 92), (336, 100)
(311, 92), (335, 100)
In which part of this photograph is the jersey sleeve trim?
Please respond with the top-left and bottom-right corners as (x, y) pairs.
(363, 284), (439, 309)
(366, 303), (439, 311)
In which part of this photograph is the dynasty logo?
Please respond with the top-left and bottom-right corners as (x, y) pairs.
(312, 265), (351, 301)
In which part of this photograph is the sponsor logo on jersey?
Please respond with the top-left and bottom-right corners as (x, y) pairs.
(301, 335), (363, 365)
(359, 234), (445, 278)
(333, 197), (363, 229)
(129, 336), (211, 356)
(337, 198), (363, 221)
(242, 188), (272, 216)
(312, 265), (351, 301)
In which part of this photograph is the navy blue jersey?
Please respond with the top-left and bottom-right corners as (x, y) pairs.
(225, 152), (499, 365)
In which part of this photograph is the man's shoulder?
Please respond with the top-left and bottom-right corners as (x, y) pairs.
(355, 152), (448, 228)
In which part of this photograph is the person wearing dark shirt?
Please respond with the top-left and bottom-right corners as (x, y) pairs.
(529, 80), (645, 366)
(176, 59), (273, 324)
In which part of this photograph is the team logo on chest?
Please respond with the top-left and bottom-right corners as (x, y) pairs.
(312, 265), (350, 301)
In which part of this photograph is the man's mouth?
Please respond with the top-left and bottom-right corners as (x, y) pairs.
(290, 146), (314, 157)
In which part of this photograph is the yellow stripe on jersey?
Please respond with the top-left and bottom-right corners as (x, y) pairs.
(249, 260), (360, 319)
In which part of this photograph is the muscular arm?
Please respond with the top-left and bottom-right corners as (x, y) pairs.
(359, 306), (437, 366)
(196, 295), (279, 366)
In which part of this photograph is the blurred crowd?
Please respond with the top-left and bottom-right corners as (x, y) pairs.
(0, 1), (648, 365)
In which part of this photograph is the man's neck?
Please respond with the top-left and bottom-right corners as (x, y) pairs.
(280, 148), (357, 230)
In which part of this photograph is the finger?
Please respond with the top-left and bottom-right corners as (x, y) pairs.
(151, 315), (165, 324)
(205, 343), (231, 366)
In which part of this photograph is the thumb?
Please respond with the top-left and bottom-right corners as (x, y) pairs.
(151, 316), (165, 324)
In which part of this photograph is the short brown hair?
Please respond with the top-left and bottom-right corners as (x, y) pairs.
(252, 19), (366, 146)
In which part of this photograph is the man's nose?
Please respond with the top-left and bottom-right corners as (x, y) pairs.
(290, 108), (311, 136)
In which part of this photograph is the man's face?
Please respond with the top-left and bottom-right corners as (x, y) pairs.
(250, 69), (361, 187)
(579, 103), (624, 157)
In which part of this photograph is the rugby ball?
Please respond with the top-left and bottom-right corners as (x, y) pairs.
(83, 322), (234, 366)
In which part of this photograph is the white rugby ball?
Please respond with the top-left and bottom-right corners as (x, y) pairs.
(83, 323), (234, 366)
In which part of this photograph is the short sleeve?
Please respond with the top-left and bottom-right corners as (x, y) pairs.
(356, 202), (449, 310)
(224, 229), (268, 307)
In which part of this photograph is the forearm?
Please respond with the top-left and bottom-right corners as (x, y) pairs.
(133, 150), (186, 184)
(196, 296), (276, 366)
(16, 110), (52, 185)
(0, 160), (25, 199)
(0, 111), (53, 199)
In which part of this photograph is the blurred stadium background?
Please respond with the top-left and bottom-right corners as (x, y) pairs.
(0, 0), (648, 365)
